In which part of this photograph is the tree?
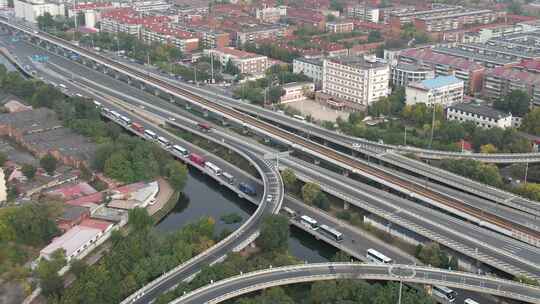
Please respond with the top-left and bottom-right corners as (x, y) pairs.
(301, 182), (321, 205)
(21, 164), (36, 180)
(40, 154), (58, 176)
(494, 90), (530, 117)
(313, 192), (330, 210)
(128, 207), (154, 231)
(224, 59), (239, 75)
(35, 249), (66, 297)
(281, 168), (297, 190)
(368, 30), (382, 43)
(257, 215), (289, 252)
(70, 258), (87, 277)
(104, 151), (134, 182)
(521, 107), (540, 136)
(480, 144), (498, 154)
(166, 161), (188, 191)
(268, 86), (285, 103)
(0, 152), (7, 166)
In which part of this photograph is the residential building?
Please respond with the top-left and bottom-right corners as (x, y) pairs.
(205, 47), (268, 75)
(57, 205), (90, 232)
(483, 66), (540, 106)
(405, 75), (464, 107)
(414, 10), (506, 33)
(322, 56), (390, 108)
(346, 5), (379, 23)
(389, 6), (462, 29)
(142, 24), (199, 53)
(463, 23), (535, 43)
(286, 8), (326, 31)
(293, 57), (324, 87)
(14, 0), (65, 23)
(234, 24), (290, 46)
(100, 8), (170, 37)
(255, 5), (286, 23)
(174, 25), (230, 49)
(67, 2), (114, 29)
(447, 102), (513, 129)
(391, 63), (435, 87)
(280, 82), (315, 103)
(325, 20), (354, 33)
(132, 0), (171, 12)
(398, 48), (485, 94)
(431, 45), (520, 68)
(40, 219), (113, 262)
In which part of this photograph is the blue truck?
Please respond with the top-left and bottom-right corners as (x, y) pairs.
(238, 183), (256, 196)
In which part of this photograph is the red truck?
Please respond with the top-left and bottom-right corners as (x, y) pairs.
(189, 153), (205, 166)
(197, 123), (211, 132)
(131, 122), (144, 133)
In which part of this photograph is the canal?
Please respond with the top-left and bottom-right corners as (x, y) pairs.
(156, 167), (337, 262)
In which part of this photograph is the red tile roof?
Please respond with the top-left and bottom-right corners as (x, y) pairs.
(215, 47), (263, 59)
(49, 182), (97, 200)
(400, 48), (484, 72)
(80, 218), (113, 232)
(102, 8), (170, 25)
(514, 59), (540, 73)
(488, 66), (540, 86)
(72, 2), (112, 10)
(145, 23), (195, 39)
(66, 192), (103, 207)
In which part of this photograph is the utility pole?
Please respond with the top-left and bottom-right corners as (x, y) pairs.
(429, 104), (436, 149)
(210, 52), (214, 84)
(398, 280), (403, 304)
(525, 161), (529, 184)
(404, 127), (407, 146)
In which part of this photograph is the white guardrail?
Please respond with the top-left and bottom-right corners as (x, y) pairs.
(170, 263), (540, 304)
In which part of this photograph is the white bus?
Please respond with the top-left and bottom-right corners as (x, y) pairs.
(432, 285), (457, 303)
(120, 116), (131, 125)
(110, 110), (121, 119)
(464, 299), (479, 304)
(319, 224), (343, 242)
(293, 114), (306, 121)
(221, 172), (235, 184)
(172, 145), (189, 157)
(157, 136), (171, 147)
(282, 207), (297, 218)
(205, 161), (222, 175)
(144, 129), (157, 139)
(93, 100), (102, 108)
(101, 107), (111, 115)
(300, 215), (318, 230)
(58, 83), (67, 89)
(366, 248), (392, 264)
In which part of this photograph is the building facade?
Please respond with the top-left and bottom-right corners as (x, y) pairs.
(293, 57), (324, 88)
(447, 102), (513, 129)
(483, 66), (540, 106)
(322, 56), (390, 107)
(235, 24), (289, 46)
(14, 0), (65, 23)
(280, 82), (315, 103)
(391, 63), (435, 87)
(205, 47), (268, 75)
(142, 24), (199, 53)
(325, 20), (354, 33)
(346, 6), (380, 23)
(405, 75), (464, 107)
(255, 5), (285, 23)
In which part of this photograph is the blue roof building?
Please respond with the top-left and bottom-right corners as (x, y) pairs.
(405, 75), (464, 107)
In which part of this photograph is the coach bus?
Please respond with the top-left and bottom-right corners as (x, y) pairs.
(366, 248), (392, 264)
(300, 215), (318, 230)
(205, 161), (222, 176)
(319, 224), (343, 242)
(432, 285), (457, 303)
(157, 136), (171, 147)
(172, 145), (189, 157)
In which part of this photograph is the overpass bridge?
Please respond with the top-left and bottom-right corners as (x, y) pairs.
(170, 263), (540, 304)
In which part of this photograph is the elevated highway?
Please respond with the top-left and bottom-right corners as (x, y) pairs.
(5, 20), (540, 250)
(13, 34), (540, 282)
(170, 263), (540, 304)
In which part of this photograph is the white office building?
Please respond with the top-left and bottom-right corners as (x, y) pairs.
(293, 57), (324, 87)
(447, 102), (513, 129)
(322, 56), (390, 106)
(14, 0), (65, 23)
(391, 63), (435, 87)
(280, 82), (315, 103)
(405, 75), (464, 107)
(346, 5), (380, 23)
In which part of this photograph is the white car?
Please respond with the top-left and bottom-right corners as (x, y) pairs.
(168, 117), (176, 121)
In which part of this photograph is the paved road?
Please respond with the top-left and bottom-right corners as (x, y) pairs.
(171, 263), (540, 304)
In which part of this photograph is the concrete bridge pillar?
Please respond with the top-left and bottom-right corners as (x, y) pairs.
(343, 202), (349, 210)
(342, 170), (349, 177)
(314, 159), (320, 165)
(114, 73), (120, 80)
(126, 77), (132, 85)
(203, 111), (209, 117)
(154, 89), (160, 96)
(264, 137), (270, 143)
(140, 83), (145, 90)
(185, 104), (191, 110)
(169, 95), (175, 103)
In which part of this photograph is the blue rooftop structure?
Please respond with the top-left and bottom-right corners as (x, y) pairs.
(419, 76), (462, 90)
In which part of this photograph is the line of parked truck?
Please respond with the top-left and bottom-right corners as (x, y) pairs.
(99, 105), (258, 197)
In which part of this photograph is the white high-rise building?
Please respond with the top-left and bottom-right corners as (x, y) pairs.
(14, 0), (65, 23)
(322, 56), (390, 106)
